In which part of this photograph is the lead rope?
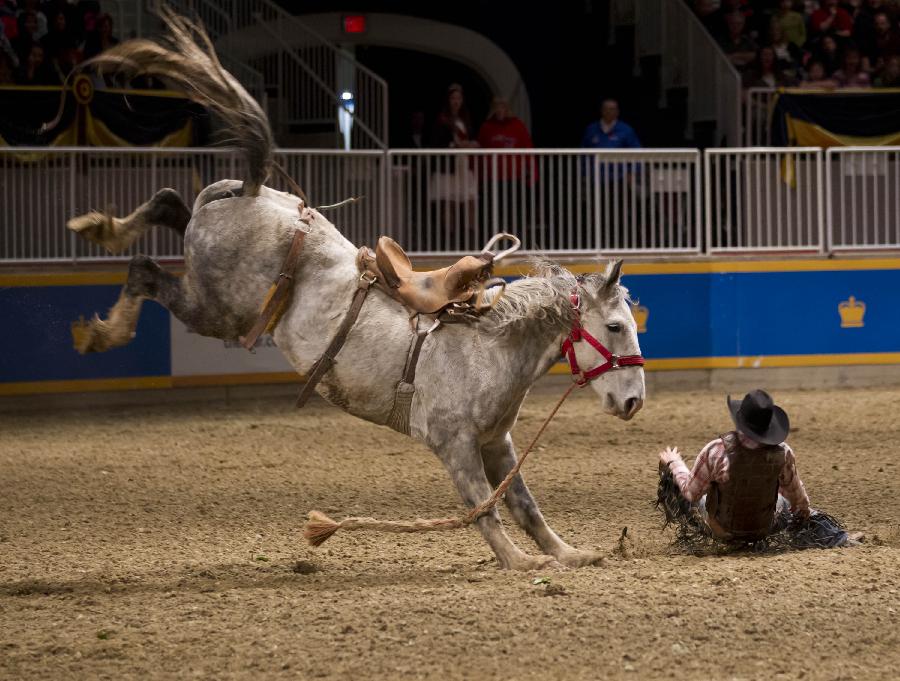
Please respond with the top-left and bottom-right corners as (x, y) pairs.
(303, 381), (578, 547)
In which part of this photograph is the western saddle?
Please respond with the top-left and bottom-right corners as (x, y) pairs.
(359, 233), (521, 316)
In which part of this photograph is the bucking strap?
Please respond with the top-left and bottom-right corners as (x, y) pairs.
(296, 272), (375, 408)
(240, 227), (307, 350)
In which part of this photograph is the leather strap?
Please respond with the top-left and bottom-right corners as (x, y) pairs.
(401, 323), (433, 385)
(296, 272), (375, 408)
(240, 227), (307, 350)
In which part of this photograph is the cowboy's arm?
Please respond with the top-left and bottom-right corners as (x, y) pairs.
(660, 441), (717, 502)
(779, 444), (810, 517)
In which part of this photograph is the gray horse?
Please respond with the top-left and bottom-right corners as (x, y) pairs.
(68, 11), (645, 570)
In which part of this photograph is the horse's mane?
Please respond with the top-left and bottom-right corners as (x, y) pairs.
(481, 259), (625, 334)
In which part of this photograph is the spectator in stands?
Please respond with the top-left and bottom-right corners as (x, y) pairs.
(874, 53), (900, 84)
(82, 12), (118, 60)
(833, 45), (873, 84)
(77, 1), (102, 41)
(0, 12), (17, 69)
(811, 0), (854, 38)
(802, 58), (841, 86)
(431, 82), (477, 149)
(870, 12), (900, 63)
(477, 96), (535, 188)
(722, 0), (760, 38)
(41, 8), (78, 79)
(581, 98), (641, 149)
(0, 49), (14, 84)
(814, 34), (844, 73)
(430, 83), (478, 236)
(405, 110), (426, 149)
(720, 12), (759, 69)
(772, 0), (808, 47)
(0, 2), (17, 43)
(854, 0), (886, 56)
(770, 23), (805, 78)
(802, 0), (820, 15)
(478, 97), (533, 151)
(694, 0), (726, 40)
(17, 0), (46, 40)
(14, 41), (51, 84)
(12, 10), (41, 59)
(745, 45), (800, 86)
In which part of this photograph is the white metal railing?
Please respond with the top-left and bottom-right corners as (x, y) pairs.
(745, 88), (778, 146)
(705, 147), (824, 252)
(631, 0), (742, 147)
(387, 149), (702, 255)
(4, 146), (900, 263)
(827, 147), (900, 251)
(0, 148), (384, 263)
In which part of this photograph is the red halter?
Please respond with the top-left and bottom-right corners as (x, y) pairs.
(561, 289), (645, 386)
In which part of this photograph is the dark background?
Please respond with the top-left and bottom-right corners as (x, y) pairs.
(284, 1), (627, 147)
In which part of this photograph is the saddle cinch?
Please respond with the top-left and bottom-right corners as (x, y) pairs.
(358, 233), (521, 318)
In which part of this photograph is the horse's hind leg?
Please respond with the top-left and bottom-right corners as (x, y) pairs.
(74, 255), (186, 354)
(68, 188), (191, 254)
(482, 434), (604, 568)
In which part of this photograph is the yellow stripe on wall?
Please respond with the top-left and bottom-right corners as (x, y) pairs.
(0, 376), (172, 396)
(171, 372), (300, 388)
(4, 259), (900, 288)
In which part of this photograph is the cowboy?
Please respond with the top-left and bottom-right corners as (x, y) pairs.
(658, 389), (854, 547)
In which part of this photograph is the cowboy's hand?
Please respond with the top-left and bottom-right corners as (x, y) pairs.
(659, 446), (682, 466)
(793, 506), (811, 522)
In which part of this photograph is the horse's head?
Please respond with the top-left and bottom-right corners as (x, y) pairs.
(565, 260), (645, 421)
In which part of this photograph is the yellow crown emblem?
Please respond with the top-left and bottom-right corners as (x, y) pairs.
(838, 296), (865, 328)
(71, 315), (93, 351)
(631, 303), (649, 334)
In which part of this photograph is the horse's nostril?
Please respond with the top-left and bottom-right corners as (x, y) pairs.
(624, 397), (640, 414)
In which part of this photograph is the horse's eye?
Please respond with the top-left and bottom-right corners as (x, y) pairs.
(607, 323), (622, 333)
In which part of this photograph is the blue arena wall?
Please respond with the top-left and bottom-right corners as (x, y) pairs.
(2, 259), (899, 395)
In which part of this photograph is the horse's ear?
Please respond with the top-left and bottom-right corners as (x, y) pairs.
(602, 259), (624, 292)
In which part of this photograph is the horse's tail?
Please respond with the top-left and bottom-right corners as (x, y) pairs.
(83, 6), (273, 196)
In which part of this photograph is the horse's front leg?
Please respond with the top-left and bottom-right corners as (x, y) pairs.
(482, 434), (604, 568)
(430, 432), (561, 571)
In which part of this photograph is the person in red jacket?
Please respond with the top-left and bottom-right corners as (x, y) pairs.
(811, 0), (854, 39)
(476, 97), (537, 234)
(476, 96), (536, 184)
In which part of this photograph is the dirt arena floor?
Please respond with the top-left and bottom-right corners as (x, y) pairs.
(1, 381), (899, 680)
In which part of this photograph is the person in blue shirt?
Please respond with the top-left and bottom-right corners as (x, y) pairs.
(580, 99), (642, 248)
(581, 99), (641, 149)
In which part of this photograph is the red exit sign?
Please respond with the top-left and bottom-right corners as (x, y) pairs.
(343, 14), (366, 34)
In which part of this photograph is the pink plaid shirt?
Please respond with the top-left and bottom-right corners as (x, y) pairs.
(669, 432), (810, 513)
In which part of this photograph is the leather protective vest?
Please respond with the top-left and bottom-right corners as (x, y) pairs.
(706, 433), (785, 540)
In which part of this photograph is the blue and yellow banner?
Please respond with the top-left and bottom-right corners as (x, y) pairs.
(772, 89), (900, 148)
(2, 259), (900, 394)
(0, 79), (203, 149)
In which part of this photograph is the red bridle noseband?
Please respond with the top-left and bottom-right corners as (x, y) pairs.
(561, 289), (645, 386)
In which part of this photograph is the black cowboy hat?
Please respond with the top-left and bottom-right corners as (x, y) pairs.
(726, 389), (790, 446)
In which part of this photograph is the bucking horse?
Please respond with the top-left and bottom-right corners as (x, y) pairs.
(65, 9), (645, 570)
